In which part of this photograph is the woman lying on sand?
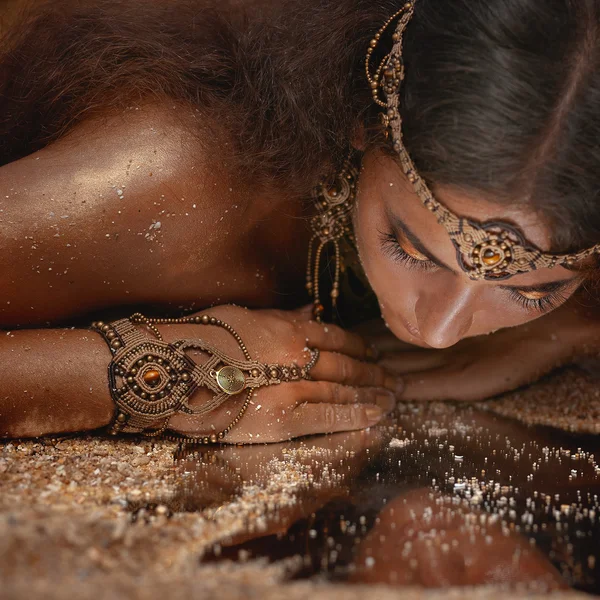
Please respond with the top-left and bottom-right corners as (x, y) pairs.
(1, 0), (599, 443)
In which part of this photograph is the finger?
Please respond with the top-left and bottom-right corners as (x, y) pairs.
(370, 337), (420, 353)
(401, 366), (507, 402)
(310, 351), (401, 393)
(293, 380), (396, 412)
(379, 351), (447, 375)
(400, 370), (460, 401)
(302, 320), (372, 361)
(294, 304), (315, 320)
(292, 402), (385, 436)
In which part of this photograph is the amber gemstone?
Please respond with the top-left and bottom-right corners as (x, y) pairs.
(143, 369), (161, 386)
(482, 248), (502, 266)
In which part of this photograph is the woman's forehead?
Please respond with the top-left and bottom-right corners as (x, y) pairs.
(376, 166), (581, 287)
(430, 183), (553, 252)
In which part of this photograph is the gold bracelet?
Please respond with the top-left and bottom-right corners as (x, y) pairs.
(92, 312), (319, 444)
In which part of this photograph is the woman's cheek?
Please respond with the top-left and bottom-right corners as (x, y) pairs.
(353, 215), (420, 341)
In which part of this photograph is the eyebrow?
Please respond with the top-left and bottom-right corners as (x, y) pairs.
(388, 211), (578, 294)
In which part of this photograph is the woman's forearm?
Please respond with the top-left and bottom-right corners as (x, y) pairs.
(0, 327), (115, 438)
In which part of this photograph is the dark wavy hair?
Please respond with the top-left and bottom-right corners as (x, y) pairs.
(1, 0), (599, 252)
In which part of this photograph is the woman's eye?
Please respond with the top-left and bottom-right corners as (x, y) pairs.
(379, 231), (438, 272)
(508, 288), (568, 314)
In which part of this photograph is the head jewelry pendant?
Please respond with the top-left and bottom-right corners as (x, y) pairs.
(366, 1), (600, 280)
(307, 158), (358, 321)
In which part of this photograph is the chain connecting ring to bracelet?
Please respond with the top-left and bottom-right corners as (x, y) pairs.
(92, 313), (320, 444)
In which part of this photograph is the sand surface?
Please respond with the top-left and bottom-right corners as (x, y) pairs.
(2, 367), (598, 599)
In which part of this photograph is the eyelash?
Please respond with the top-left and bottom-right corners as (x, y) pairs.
(506, 288), (568, 314)
(379, 229), (570, 314)
(379, 230), (438, 272)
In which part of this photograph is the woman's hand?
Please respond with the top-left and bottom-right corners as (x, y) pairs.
(162, 305), (402, 442)
(373, 300), (596, 402)
(172, 428), (384, 541)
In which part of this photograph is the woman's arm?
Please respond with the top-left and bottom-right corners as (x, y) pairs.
(0, 102), (235, 328)
(378, 292), (600, 402)
(0, 327), (114, 437)
(1, 305), (400, 440)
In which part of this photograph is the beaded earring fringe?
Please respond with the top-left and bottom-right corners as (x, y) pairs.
(306, 159), (358, 322)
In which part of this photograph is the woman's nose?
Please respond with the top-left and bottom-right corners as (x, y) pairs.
(415, 284), (476, 349)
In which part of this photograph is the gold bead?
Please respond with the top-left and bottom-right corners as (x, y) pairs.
(201, 315), (210, 324)
(210, 434), (218, 444)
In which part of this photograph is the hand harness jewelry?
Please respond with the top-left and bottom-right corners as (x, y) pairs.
(93, 313), (319, 444)
(365, 1), (600, 281)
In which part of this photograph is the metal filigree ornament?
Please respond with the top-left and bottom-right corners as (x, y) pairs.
(366, 1), (600, 281)
(307, 158), (358, 321)
(93, 313), (319, 444)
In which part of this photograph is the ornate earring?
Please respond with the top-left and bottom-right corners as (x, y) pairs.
(306, 157), (359, 322)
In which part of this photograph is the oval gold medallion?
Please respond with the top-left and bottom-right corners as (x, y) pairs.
(216, 366), (246, 395)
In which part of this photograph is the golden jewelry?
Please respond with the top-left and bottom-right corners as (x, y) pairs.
(93, 313), (319, 444)
(366, 1), (600, 281)
(307, 156), (358, 322)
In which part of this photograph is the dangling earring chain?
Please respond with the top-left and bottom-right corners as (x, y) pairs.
(307, 157), (358, 322)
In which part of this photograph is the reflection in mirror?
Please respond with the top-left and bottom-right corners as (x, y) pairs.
(164, 406), (600, 594)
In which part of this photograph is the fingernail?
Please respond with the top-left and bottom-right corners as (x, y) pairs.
(375, 391), (396, 413)
(365, 405), (384, 424)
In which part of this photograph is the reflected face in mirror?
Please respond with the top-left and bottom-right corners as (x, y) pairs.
(350, 488), (566, 590)
(353, 150), (583, 349)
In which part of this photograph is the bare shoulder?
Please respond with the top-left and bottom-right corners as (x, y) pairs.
(0, 102), (244, 327)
